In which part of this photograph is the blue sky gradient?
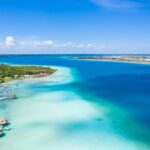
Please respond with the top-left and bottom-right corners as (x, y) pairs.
(0, 0), (150, 54)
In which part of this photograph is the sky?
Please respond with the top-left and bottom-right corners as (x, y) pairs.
(0, 0), (150, 54)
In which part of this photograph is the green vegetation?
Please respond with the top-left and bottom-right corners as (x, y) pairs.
(0, 64), (56, 83)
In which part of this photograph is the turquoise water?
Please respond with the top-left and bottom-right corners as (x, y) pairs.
(0, 55), (150, 150)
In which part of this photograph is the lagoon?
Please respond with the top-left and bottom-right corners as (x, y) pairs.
(0, 55), (150, 150)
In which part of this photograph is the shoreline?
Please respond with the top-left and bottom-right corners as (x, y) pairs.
(0, 73), (51, 85)
(0, 64), (58, 101)
(0, 65), (74, 87)
(0, 65), (74, 99)
(73, 56), (150, 65)
(0, 65), (75, 138)
(0, 64), (57, 84)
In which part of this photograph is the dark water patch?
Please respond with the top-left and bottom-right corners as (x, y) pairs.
(135, 65), (150, 72)
(79, 73), (150, 128)
(0, 132), (6, 138)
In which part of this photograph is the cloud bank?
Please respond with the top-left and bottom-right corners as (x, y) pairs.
(0, 36), (109, 52)
(0, 35), (148, 54)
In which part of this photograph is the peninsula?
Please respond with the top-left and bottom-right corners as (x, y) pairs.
(0, 64), (57, 83)
(74, 56), (150, 64)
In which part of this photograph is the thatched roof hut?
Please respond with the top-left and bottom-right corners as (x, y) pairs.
(0, 118), (8, 125)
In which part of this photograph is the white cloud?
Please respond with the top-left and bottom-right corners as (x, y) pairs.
(53, 42), (109, 50)
(19, 39), (54, 48)
(5, 36), (15, 47)
(32, 41), (41, 47)
(91, 0), (148, 9)
(43, 40), (54, 46)
(54, 42), (74, 48)
(0, 36), (111, 52)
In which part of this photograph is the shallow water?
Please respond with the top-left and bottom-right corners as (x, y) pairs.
(0, 55), (150, 150)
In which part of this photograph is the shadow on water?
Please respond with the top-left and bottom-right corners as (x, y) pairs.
(0, 133), (6, 138)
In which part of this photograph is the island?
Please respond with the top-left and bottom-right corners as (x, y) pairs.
(0, 64), (57, 100)
(0, 64), (57, 83)
(73, 55), (150, 64)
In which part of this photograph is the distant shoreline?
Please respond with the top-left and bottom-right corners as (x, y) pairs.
(73, 56), (150, 65)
